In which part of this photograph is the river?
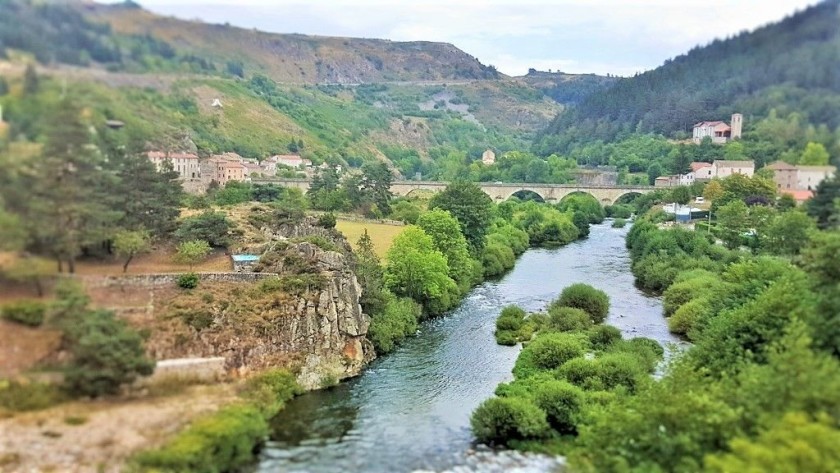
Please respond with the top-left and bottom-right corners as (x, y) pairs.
(256, 222), (680, 473)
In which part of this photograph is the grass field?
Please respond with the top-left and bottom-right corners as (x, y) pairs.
(336, 219), (405, 258)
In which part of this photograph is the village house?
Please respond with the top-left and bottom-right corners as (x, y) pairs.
(481, 149), (496, 166)
(692, 113), (743, 144)
(657, 160), (755, 188)
(269, 154), (312, 169)
(146, 151), (201, 180)
(766, 161), (836, 192)
(712, 159), (754, 179)
(207, 153), (248, 185)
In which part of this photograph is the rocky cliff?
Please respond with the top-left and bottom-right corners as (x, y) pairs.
(131, 215), (374, 390)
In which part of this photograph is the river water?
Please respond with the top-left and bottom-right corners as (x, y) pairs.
(257, 223), (680, 473)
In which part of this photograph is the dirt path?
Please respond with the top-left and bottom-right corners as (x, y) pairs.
(0, 384), (237, 473)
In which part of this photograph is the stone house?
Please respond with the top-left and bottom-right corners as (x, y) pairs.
(481, 149), (496, 166)
(269, 154), (312, 169)
(147, 151), (201, 180)
(766, 161), (836, 192)
(712, 159), (754, 179)
(692, 113), (743, 144)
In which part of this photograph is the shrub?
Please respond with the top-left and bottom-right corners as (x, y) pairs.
(528, 333), (588, 370)
(556, 284), (610, 324)
(482, 242), (516, 278)
(547, 306), (593, 332)
(177, 273), (200, 289)
(240, 369), (303, 416)
(63, 310), (155, 397)
(496, 305), (526, 331)
(608, 338), (665, 372)
(587, 325), (623, 350)
(557, 353), (646, 393)
(1, 300), (46, 327)
(316, 212), (337, 229)
(470, 397), (550, 445)
(611, 218), (627, 228)
(495, 331), (519, 346)
(662, 275), (719, 317)
(0, 379), (64, 412)
(533, 380), (585, 433)
(669, 297), (713, 336)
(134, 404), (268, 473)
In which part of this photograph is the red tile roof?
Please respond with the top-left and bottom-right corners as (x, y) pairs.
(690, 162), (712, 171)
(782, 190), (814, 202)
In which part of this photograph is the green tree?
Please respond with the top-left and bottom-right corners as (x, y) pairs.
(716, 200), (750, 249)
(384, 226), (458, 315)
(806, 175), (840, 229)
(703, 179), (725, 203)
(800, 142), (830, 166)
(669, 186), (692, 205)
(113, 150), (182, 237)
(554, 283), (610, 323)
(174, 211), (232, 247)
(647, 162), (663, 185)
(417, 209), (474, 290)
(429, 181), (493, 253)
(355, 229), (388, 315)
(176, 240), (211, 270)
(23, 63), (39, 95)
(760, 211), (815, 256)
(25, 98), (119, 272)
(113, 229), (151, 273)
(63, 309), (154, 397)
(360, 161), (393, 216)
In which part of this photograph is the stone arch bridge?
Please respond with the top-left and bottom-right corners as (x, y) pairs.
(252, 178), (654, 205)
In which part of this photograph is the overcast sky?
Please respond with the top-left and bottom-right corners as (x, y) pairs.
(112, 0), (820, 76)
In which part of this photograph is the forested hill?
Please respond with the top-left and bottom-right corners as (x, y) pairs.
(0, 0), (499, 84)
(534, 0), (840, 155)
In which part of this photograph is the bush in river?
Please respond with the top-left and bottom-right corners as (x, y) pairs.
(547, 306), (593, 332)
(471, 396), (550, 445)
(555, 283), (610, 323)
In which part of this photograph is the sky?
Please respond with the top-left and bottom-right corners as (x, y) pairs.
(110, 0), (820, 77)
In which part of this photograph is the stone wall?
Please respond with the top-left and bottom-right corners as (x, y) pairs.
(138, 357), (227, 387)
(77, 272), (275, 289)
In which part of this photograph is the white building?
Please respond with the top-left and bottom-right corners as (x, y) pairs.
(481, 149), (496, 166)
(147, 151), (201, 180)
(268, 154), (313, 169)
(692, 113), (743, 144)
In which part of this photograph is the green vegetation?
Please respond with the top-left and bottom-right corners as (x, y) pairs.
(177, 273), (200, 290)
(0, 379), (65, 413)
(134, 369), (302, 472)
(474, 286), (663, 451)
(554, 284), (610, 324)
(1, 300), (47, 327)
(536, 1), (840, 171)
(175, 240), (212, 271)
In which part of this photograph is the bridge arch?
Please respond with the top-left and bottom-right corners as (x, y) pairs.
(558, 190), (600, 205)
(613, 191), (644, 205)
(508, 189), (546, 202)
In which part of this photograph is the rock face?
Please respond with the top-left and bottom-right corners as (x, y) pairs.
(140, 217), (375, 390)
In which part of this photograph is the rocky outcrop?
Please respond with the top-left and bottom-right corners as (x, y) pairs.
(136, 218), (374, 390)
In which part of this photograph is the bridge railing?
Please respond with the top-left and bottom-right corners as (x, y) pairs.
(252, 177), (654, 191)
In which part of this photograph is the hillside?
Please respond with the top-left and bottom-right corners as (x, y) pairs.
(535, 0), (840, 162)
(518, 70), (617, 105)
(0, 0), (574, 177)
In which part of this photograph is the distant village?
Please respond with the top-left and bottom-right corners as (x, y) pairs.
(654, 113), (836, 204)
(146, 150), (320, 193)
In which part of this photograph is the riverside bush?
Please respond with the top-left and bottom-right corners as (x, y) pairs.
(547, 306), (593, 332)
(134, 404), (268, 473)
(555, 284), (610, 323)
(611, 218), (627, 228)
(533, 380), (586, 434)
(368, 297), (422, 354)
(496, 305), (526, 331)
(669, 297), (713, 336)
(1, 300), (46, 326)
(240, 369), (303, 416)
(470, 396), (550, 445)
(587, 325), (622, 350)
(528, 333), (589, 371)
